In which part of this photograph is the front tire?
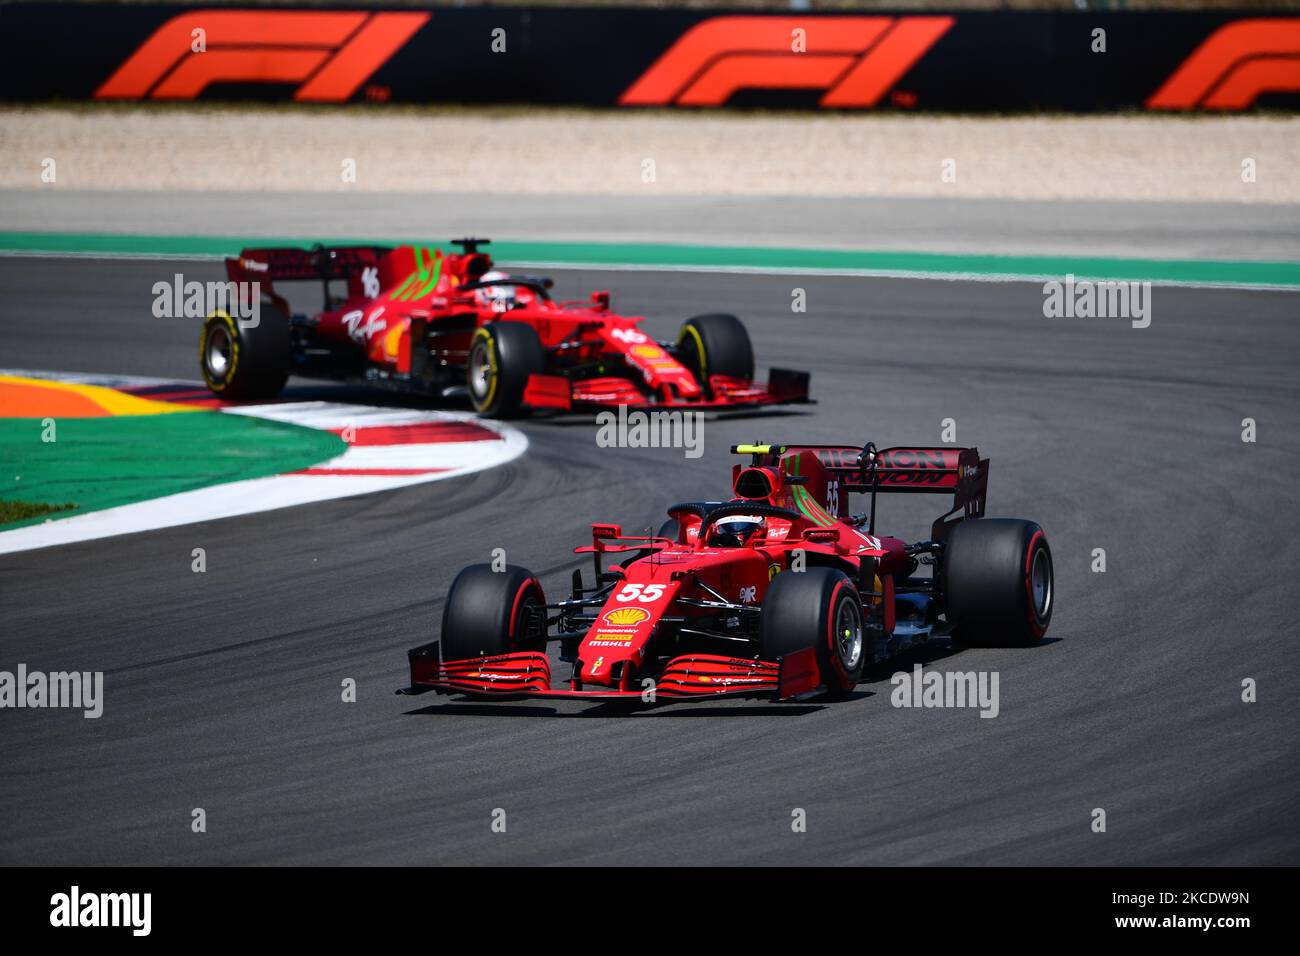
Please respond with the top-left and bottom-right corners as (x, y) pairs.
(200, 302), (290, 400)
(467, 321), (545, 418)
(441, 564), (546, 661)
(760, 567), (866, 699)
(676, 313), (754, 398)
(944, 519), (1053, 647)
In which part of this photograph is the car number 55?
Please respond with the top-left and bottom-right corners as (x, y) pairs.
(615, 583), (665, 602)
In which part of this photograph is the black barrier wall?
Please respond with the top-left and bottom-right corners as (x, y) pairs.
(1, 3), (1297, 110)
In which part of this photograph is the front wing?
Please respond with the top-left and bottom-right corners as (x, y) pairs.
(397, 641), (823, 703)
(523, 368), (813, 412)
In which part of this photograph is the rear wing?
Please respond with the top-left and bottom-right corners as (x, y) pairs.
(225, 245), (392, 284)
(731, 443), (988, 540)
(810, 445), (982, 492)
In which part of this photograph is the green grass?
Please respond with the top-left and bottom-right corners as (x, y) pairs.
(0, 500), (77, 524)
(2, 231), (1297, 289)
(0, 413), (347, 532)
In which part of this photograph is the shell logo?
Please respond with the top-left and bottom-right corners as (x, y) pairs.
(632, 345), (664, 360)
(603, 606), (651, 626)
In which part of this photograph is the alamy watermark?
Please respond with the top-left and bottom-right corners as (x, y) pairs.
(1042, 274), (1151, 329)
(152, 273), (261, 328)
(595, 404), (703, 459)
(0, 664), (103, 718)
(50, 886), (150, 936)
(890, 663), (999, 718)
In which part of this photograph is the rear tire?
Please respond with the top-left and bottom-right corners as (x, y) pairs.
(676, 313), (754, 398)
(944, 519), (1053, 647)
(467, 321), (545, 418)
(760, 567), (866, 699)
(200, 301), (290, 400)
(441, 564), (546, 661)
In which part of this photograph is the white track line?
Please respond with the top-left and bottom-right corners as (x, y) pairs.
(0, 372), (528, 555)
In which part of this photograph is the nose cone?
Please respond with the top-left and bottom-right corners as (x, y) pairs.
(582, 606), (660, 686)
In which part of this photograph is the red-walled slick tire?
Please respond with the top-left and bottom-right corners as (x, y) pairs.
(760, 567), (866, 699)
(441, 564), (546, 661)
(944, 519), (1053, 647)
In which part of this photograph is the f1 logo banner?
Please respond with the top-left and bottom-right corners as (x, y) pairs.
(94, 10), (429, 101)
(620, 16), (953, 108)
(1148, 18), (1300, 110)
(1, 5), (1298, 110)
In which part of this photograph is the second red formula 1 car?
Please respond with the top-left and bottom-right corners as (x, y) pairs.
(198, 238), (810, 417)
(400, 441), (1054, 704)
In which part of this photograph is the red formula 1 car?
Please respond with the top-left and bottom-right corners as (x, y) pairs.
(198, 239), (810, 417)
(400, 442), (1054, 705)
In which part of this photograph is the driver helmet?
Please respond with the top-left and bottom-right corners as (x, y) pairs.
(709, 514), (766, 548)
(475, 270), (517, 312)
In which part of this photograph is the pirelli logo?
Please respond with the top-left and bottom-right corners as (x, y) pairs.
(94, 10), (428, 101)
(620, 15), (953, 108)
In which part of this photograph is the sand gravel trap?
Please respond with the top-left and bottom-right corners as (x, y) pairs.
(2, 107), (1297, 203)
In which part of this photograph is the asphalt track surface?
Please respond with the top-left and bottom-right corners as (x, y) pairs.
(1, 257), (1296, 865)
